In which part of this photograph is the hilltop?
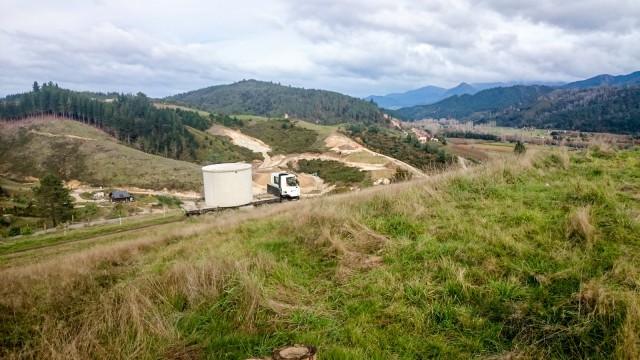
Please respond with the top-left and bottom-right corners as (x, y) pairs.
(165, 79), (387, 126)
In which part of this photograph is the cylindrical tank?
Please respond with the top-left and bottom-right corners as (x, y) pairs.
(202, 163), (253, 207)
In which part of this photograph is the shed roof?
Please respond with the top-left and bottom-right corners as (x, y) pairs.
(110, 190), (132, 199)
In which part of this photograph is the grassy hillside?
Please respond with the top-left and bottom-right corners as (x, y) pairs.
(165, 79), (387, 126)
(238, 118), (326, 154)
(186, 126), (262, 164)
(0, 118), (204, 190)
(0, 146), (638, 359)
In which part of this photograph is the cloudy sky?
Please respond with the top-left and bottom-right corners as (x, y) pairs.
(1, 0), (639, 98)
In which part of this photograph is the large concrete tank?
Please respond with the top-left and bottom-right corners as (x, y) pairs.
(202, 163), (253, 207)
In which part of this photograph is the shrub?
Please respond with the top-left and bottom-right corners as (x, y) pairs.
(156, 195), (183, 207)
(296, 159), (365, 184)
(21, 225), (34, 236)
(8, 226), (20, 236)
(392, 168), (413, 182)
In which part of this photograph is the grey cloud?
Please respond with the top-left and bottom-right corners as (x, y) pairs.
(1, 0), (639, 98)
(477, 0), (640, 32)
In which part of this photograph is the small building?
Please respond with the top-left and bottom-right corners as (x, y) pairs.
(92, 191), (105, 200)
(109, 190), (134, 202)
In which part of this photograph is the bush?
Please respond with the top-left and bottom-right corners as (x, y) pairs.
(8, 226), (20, 237)
(392, 168), (413, 182)
(108, 204), (125, 219)
(21, 225), (34, 236)
(514, 141), (526, 155)
(296, 159), (365, 184)
(156, 195), (183, 207)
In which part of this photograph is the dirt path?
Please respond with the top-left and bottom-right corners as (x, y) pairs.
(324, 133), (426, 178)
(29, 129), (95, 141)
(206, 126), (426, 195)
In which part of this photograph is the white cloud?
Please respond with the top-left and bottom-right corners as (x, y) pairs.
(0, 0), (638, 98)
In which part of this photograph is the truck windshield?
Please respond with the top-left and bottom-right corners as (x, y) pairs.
(286, 177), (298, 186)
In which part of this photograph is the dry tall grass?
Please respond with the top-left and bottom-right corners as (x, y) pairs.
(566, 207), (596, 249)
(1, 146), (638, 359)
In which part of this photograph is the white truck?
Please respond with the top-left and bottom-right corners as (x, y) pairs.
(267, 172), (300, 200)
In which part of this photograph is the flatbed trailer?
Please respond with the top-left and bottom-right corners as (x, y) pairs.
(180, 193), (283, 216)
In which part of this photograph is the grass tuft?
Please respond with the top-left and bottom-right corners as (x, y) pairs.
(566, 206), (596, 249)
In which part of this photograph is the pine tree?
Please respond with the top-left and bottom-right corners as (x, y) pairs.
(33, 174), (74, 227)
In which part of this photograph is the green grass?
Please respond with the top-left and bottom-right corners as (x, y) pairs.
(344, 151), (390, 165)
(0, 211), (185, 260)
(293, 119), (339, 137)
(240, 119), (324, 154)
(295, 159), (366, 185)
(0, 177), (37, 194)
(187, 126), (262, 164)
(1, 147), (638, 359)
(153, 103), (210, 117)
(234, 114), (271, 122)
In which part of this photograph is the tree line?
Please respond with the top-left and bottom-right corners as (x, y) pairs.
(0, 82), (213, 160)
(444, 131), (500, 141)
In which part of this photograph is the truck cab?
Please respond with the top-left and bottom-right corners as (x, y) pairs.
(267, 172), (300, 200)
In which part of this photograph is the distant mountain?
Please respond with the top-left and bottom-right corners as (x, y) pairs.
(165, 80), (386, 126)
(393, 84), (640, 134)
(442, 82), (478, 98)
(366, 85), (446, 109)
(563, 71), (640, 89)
(392, 85), (555, 121)
(366, 80), (566, 109)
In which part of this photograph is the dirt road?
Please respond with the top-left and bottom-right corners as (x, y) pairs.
(207, 127), (426, 196)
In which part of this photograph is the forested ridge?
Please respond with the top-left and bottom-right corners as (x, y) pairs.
(392, 86), (555, 121)
(493, 86), (640, 133)
(393, 84), (640, 134)
(0, 82), (211, 160)
(165, 79), (387, 126)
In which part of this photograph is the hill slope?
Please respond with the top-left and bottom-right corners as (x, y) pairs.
(0, 118), (204, 190)
(493, 86), (640, 133)
(1, 147), (638, 358)
(0, 83), (221, 162)
(394, 84), (640, 134)
(165, 79), (386, 126)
